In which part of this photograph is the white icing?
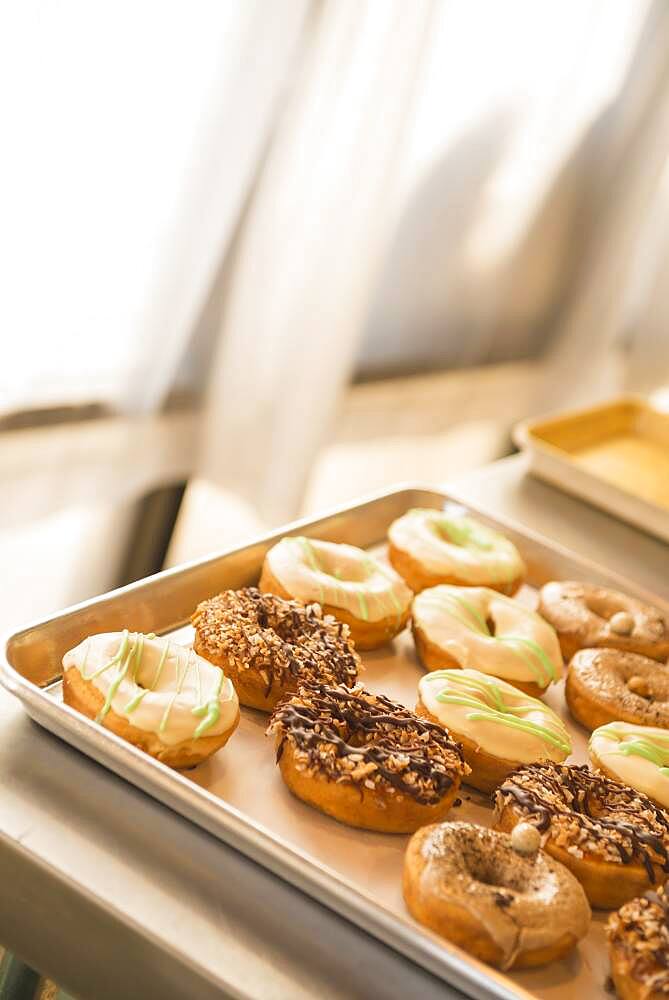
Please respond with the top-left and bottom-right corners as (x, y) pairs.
(413, 585), (563, 685)
(265, 537), (412, 623)
(589, 721), (669, 808)
(388, 509), (525, 585)
(419, 668), (570, 762)
(63, 632), (239, 746)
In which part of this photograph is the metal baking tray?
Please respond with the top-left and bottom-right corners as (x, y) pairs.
(514, 394), (669, 542)
(4, 485), (668, 1000)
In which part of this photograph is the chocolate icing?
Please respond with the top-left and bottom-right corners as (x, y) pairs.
(498, 762), (669, 881)
(268, 683), (467, 804)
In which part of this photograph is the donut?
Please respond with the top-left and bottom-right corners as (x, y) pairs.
(62, 631), (240, 768)
(607, 883), (669, 1000)
(403, 821), (590, 969)
(267, 682), (468, 832)
(259, 537), (412, 650)
(539, 581), (669, 662)
(590, 722), (669, 810)
(192, 588), (360, 712)
(417, 668), (571, 793)
(387, 508), (525, 594)
(494, 762), (669, 908)
(412, 584), (563, 697)
(565, 648), (669, 733)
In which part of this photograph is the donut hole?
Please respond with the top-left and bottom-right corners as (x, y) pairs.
(485, 616), (496, 636)
(584, 593), (629, 621)
(467, 856), (524, 894)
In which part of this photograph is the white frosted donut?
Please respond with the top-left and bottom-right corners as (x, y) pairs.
(589, 722), (669, 809)
(388, 508), (525, 594)
(412, 585), (563, 694)
(63, 631), (239, 747)
(259, 537), (412, 649)
(419, 668), (571, 764)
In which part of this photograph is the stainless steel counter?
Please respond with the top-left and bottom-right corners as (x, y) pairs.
(2, 454), (667, 999)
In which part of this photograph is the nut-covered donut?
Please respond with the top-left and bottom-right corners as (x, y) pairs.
(403, 821), (590, 969)
(192, 588), (359, 712)
(539, 581), (669, 662)
(566, 648), (669, 733)
(267, 683), (468, 832)
(607, 882), (669, 999)
(494, 762), (669, 908)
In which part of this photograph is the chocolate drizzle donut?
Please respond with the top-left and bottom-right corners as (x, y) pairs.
(268, 683), (468, 832)
(192, 588), (359, 712)
(608, 883), (669, 997)
(495, 762), (669, 908)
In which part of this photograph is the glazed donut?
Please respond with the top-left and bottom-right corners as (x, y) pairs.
(403, 821), (590, 970)
(590, 722), (669, 810)
(607, 883), (669, 1000)
(495, 762), (669, 909)
(259, 537), (412, 650)
(387, 508), (525, 595)
(267, 683), (468, 832)
(417, 668), (571, 794)
(412, 584), (563, 697)
(565, 648), (669, 733)
(62, 631), (239, 768)
(192, 588), (359, 712)
(539, 581), (669, 662)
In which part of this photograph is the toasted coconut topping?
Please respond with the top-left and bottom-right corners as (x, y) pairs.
(192, 588), (359, 697)
(495, 762), (669, 878)
(268, 682), (468, 805)
(608, 883), (669, 993)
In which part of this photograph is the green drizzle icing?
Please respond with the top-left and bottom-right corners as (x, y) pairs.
(438, 515), (495, 552)
(593, 725), (669, 776)
(290, 537), (399, 622)
(124, 640), (170, 714)
(495, 635), (557, 685)
(192, 669), (227, 738)
(94, 630), (133, 722)
(159, 648), (191, 735)
(421, 589), (557, 685)
(432, 671), (570, 752)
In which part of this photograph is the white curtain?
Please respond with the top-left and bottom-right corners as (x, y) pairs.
(1, 0), (310, 415)
(179, 0), (664, 544)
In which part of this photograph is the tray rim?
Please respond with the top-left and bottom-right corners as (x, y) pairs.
(3, 481), (668, 1000)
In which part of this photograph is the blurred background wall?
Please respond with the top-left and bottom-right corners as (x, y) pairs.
(3, 0), (669, 629)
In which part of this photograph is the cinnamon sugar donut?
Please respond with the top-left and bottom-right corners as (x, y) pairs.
(608, 883), (669, 999)
(539, 581), (669, 662)
(404, 821), (590, 969)
(566, 648), (669, 733)
(192, 588), (359, 712)
(267, 683), (468, 832)
(495, 762), (669, 908)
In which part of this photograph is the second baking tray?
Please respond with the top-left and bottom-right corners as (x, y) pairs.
(3, 485), (667, 1000)
(514, 394), (669, 541)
